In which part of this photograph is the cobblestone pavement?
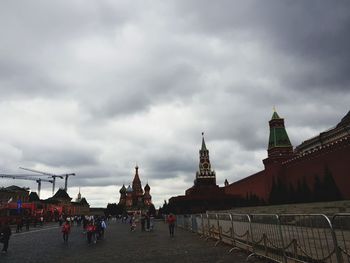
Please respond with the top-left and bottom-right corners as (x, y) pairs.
(0, 220), (265, 263)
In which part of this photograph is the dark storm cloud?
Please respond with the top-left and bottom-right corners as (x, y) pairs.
(0, 0), (132, 101)
(85, 61), (201, 118)
(174, 0), (350, 91)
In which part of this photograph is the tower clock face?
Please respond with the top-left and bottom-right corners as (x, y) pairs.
(203, 163), (209, 169)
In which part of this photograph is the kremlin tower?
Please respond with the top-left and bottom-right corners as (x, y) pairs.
(185, 133), (223, 196)
(194, 133), (216, 186)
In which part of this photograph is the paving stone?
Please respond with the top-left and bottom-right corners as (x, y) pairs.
(0, 220), (266, 263)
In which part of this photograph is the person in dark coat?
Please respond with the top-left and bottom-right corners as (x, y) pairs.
(146, 212), (150, 231)
(1, 221), (12, 253)
(141, 213), (146, 231)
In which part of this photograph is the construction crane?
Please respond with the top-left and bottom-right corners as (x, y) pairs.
(0, 174), (53, 198)
(19, 167), (75, 193)
(19, 167), (63, 195)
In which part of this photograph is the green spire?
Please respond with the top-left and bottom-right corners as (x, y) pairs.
(268, 110), (292, 150)
(271, 107), (280, 120)
(271, 111), (280, 120)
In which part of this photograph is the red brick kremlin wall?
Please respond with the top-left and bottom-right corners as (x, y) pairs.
(224, 136), (350, 201)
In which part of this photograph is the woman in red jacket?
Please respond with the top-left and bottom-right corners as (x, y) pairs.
(61, 220), (71, 243)
(166, 214), (176, 237)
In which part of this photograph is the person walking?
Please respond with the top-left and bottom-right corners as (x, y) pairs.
(0, 221), (12, 253)
(148, 204), (156, 231)
(129, 215), (136, 232)
(16, 217), (23, 233)
(82, 216), (88, 234)
(146, 212), (150, 231)
(166, 213), (176, 237)
(100, 218), (107, 239)
(61, 220), (71, 243)
(96, 218), (102, 240)
(141, 213), (146, 231)
(86, 221), (95, 244)
(25, 217), (30, 231)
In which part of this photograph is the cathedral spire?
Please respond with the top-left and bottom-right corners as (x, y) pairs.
(132, 165), (143, 196)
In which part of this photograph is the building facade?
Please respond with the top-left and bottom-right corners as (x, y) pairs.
(118, 166), (152, 212)
(0, 185), (30, 205)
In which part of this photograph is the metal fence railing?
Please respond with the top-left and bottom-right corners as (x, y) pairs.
(333, 214), (350, 263)
(174, 212), (350, 263)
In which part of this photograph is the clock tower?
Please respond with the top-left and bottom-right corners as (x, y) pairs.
(195, 133), (216, 186)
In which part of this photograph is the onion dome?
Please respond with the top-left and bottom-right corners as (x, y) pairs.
(144, 183), (150, 192)
(119, 184), (126, 194)
(126, 185), (133, 193)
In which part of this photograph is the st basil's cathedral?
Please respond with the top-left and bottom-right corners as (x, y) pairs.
(118, 166), (152, 212)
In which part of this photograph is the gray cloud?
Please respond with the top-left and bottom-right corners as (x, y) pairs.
(0, 0), (349, 207)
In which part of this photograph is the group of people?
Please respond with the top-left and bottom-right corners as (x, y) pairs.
(15, 216), (44, 233)
(123, 212), (176, 238)
(1, 212), (177, 254)
(126, 212), (154, 232)
(0, 215), (48, 254)
(140, 212), (154, 232)
(61, 215), (107, 245)
(59, 215), (85, 227)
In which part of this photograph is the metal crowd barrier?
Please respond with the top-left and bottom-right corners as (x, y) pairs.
(333, 214), (350, 263)
(176, 214), (184, 228)
(249, 214), (285, 262)
(230, 213), (252, 253)
(175, 212), (350, 263)
(206, 213), (220, 243)
(279, 214), (339, 263)
(183, 214), (191, 231)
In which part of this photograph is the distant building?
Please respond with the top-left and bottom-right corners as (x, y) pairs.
(118, 166), (152, 212)
(0, 185), (30, 205)
(71, 188), (90, 215)
(0, 186), (90, 223)
(44, 188), (90, 216)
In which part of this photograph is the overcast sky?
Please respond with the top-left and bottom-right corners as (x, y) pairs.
(0, 1), (349, 208)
